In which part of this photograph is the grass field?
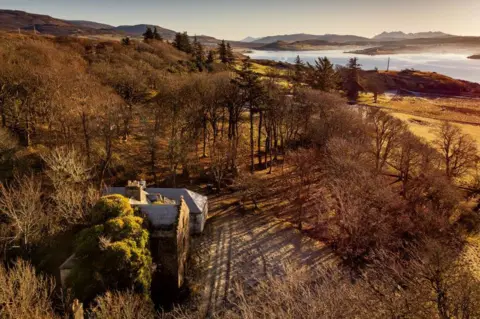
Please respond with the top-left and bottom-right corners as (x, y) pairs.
(360, 92), (480, 147)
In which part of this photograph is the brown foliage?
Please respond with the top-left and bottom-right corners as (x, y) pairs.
(0, 259), (56, 319)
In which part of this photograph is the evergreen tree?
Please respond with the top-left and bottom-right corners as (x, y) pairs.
(218, 40), (228, 64)
(143, 27), (154, 41)
(345, 57), (362, 103)
(309, 57), (337, 91)
(233, 57), (266, 173)
(226, 42), (234, 63)
(173, 32), (192, 53)
(153, 27), (163, 41)
(173, 32), (182, 50)
(293, 55), (305, 84)
(121, 37), (131, 46)
(193, 36), (206, 71)
(206, 50), (215, 64)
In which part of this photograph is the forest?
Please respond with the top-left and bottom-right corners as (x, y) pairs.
(1, 30), (480, 318)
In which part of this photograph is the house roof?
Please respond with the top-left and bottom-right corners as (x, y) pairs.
(147, 188), (207, 214)
(136, 204), (178, 229)
(105, 187), (207, 214)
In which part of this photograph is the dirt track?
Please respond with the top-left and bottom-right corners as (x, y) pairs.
(194, 195), (336, 317)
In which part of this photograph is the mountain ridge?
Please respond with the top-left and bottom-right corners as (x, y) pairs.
(252, 33), (371, 44)
(240, 36), (259, 42)
(373, 31), (453, 40)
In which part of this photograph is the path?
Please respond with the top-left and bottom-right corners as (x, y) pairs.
(195, 195), (336, 317)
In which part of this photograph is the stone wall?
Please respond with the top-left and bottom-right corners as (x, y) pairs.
(150, 197), (190, 289)
(175, 198), (190, 288)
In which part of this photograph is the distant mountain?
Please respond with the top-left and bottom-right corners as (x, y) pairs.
(0, 9), (70, 29)
(253, 33), (370, 44)
(0, 10), (195, 41)
(240, 36), (259, 42)
(114, 24), (177, 40)
(258, 39), (353, 51)
(68, 20), (114, 30)
(0, 9), (116, 36)
(373, 31), (453, 41)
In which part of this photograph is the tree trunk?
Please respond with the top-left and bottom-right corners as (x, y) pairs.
(249, 107), (255, 174)
(81, 112), (91, 163)
(25, 105), (31, 147)
(202, 115), (207, 158)
(0, 98), (6, 128)
(99, 134), (112, 188)
(150, 147), (157, 185)
(257, 110), (263, 168)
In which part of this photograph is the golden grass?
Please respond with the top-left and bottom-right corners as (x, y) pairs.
(361, 93), (480, 125)
(361, 93), (480, 148)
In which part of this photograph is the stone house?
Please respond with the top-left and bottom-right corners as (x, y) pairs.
(106, 182), (208, 234)
(60, 182), (207, 290)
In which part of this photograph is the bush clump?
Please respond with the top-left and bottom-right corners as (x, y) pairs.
(69, 195), (152, 303)
(90, 194), (134, 224)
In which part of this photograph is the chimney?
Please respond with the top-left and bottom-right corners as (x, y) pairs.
(125, 180), (147, 203)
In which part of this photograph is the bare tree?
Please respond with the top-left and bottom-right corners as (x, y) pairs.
(364, 72), (386, 103)
(286, 148), (318, 230)
(209, 138), (231, 192)
(368, 109), (406, 172)
(0, 175), (45, 251)
(42, 147), (98, 226)
(0, 259), (57, 319)
(434, 121), (478, 180)
(90, 290), (156, 319)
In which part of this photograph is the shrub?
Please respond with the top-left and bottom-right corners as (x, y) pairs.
(90, 194), (134, 224)
(0, 259), (56, 319)
(69, 196), (151, 303)
(90, 290), (156, 319)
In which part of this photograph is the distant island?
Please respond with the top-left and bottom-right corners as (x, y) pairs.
(257, 40), (354, 51)
(468, 55), (480, 59)
(347, 45), (422, 56)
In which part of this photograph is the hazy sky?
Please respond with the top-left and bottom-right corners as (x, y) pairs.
(1, 0), (479, 40)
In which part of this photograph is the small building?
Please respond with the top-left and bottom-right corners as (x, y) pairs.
(59, 191), (192, 290)
(105, 182), (208, 235)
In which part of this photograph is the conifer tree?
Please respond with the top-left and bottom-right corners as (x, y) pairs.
(173, 32), (192, 53)
(153, 27), (163, 41)
(345, 57), (362, 103)
(233, 57), (266, 173)
(218, 40), (228, 63)
(193, 36), (206, 71)
(308, 57), (337, 91)
(121, 37), (131, 46)
(143, 27), (154, 41)
(293, 55), (305, 84)
(226, 42), (235, 63)
(206, 50), (215, 64)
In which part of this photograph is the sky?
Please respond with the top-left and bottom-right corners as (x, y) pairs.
(1, 0), (479, 40)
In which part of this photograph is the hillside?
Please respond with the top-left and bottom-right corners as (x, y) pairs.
(369, 69), (480, 96)
(0, 9), (216, 43)
(67, 20), (114, 30)
(252, 33), (370, 44)
(348, 36), (480, 56)
(114, 24), (177, 39)
(0, 9), (115, 36)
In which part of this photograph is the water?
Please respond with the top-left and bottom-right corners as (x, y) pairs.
(245, 49), (480, 83)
